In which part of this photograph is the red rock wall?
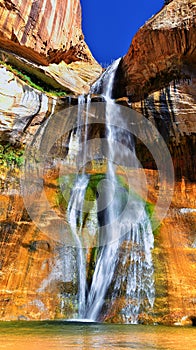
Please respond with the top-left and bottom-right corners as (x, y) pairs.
(115, 0), (196, 101)
(0, 0), (92, 65)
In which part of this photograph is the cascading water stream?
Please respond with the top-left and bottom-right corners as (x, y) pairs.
(67, 175), (88, 318)
(84, 58), (127, 320)
(66, 59), (155, 323)
(66, 95), (91, 318)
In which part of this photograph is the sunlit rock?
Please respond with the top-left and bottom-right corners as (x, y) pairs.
(115, 0), (196, 101)
(0, 66), (56, 144)
(0, 0), (89, 65)
(43, 60), (102, 95)
(0, 0), (102, 95)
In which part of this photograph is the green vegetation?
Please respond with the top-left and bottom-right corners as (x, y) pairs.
(57, 173), (159, 235)
(145, 201), (160, 236)
(0, 143), (24, 168)
(56, 174), (76, 210)
(57, 173), (106, 211)
(0, 60), (67, 97)
(85, 173), (105, 202)
(118, 174), (160, 235)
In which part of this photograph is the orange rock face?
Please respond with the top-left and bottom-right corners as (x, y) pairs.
(0, 0), (94, 65)
(0, 0), (195, 325)
(0, 168), (195, 324)
(116, 0), (196, 101)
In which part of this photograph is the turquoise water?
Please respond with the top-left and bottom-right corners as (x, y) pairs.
(0, 321), (195, 350)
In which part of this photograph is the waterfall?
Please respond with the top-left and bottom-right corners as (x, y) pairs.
(67, 174), (89, 318)
(66, 59), (155, 323)
(67, 95), (91, 318)
(90, 58), (121, 99)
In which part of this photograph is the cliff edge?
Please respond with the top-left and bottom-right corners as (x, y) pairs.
(0, 0), (102, 94)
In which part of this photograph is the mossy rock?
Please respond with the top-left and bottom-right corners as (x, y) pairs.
(0, 143), (24, 168)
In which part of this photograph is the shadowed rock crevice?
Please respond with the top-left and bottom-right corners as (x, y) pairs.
(191, 316), (196, 326)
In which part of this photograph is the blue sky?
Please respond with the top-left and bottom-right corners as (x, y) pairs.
(80, 0), (164, 66)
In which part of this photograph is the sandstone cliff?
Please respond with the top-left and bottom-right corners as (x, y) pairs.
(0, 0), (102, 94)
(115, 0), (196, 101)
(114, 0), (196, 183)
(0, 0), (89, 64)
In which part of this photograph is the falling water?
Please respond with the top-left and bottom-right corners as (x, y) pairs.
(67, 95), (91, 318)
(66, 59), (155, 323)
(67, 175), (89, 318)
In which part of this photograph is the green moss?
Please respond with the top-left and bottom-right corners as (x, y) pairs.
(56, 173), (160, 235)
(145, 201), (160, 236)
(56, 174), (76, 210)
(0, 143), (24, 168)
(115, 174), (129, 191)
(57, 174), (106, 210)
(0, 60), (68, 97)
(85, 173), (105, 200)
(118, 174), (160, 235)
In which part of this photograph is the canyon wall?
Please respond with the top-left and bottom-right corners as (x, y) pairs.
(0, 0), (102, 94)
(0, 0), (195, 325)
(115, 0), (196, 101)
(0, 0), (91, 64)
(114, 0), (195, 183)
